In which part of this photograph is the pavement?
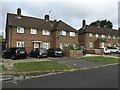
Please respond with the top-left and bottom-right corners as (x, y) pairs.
(0, 54), (119, 82)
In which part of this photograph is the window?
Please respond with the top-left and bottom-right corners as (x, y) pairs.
(107, 43), (111, 47)
(117, 36), (119, 39)
(42, 42), (50, 49)
(31, 28), (37, 34)
(59, 43), (63, 49)
(101, 34), (105, 38)
(113, 36), (116, 39)
(16, 41), (24, 47)
(89, 33), (92, 37)
(60, 30), (66, 36)
(89, 42), (93, 48)
(101, 42), (105, 48)
(17, 27), (24, 33)
(69, 32), (75, 37)
(108, 35), (111, 39)
(42, 30), (50, 35)
(96, 34), (98, 38)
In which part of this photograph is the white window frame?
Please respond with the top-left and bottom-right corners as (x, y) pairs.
(42, 30), (50, 35)
(89, 33), (92, 37)
(60, 30), (66, 36)
(16, 41), (24, 47)
(117, 36), (119, 39)
(89, 42), (93, 48)
(69, 32), (75, 37)
(42, 42), (50, 49)
(108, 35), (111, 39)
(31, 28), (37, 34)
(113, 36), (116, 39)
(96, 34), (98, 38)
(59, 43), (63, 49)
(17, 27), (24, 33)
(101, 42), (105, 48)
(101, 34), (105, 38)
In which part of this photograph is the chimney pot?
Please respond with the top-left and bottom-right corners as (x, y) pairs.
(44, 15), (49, 21)
(82, 20), (86, 27)
(17, 8), (21, 17)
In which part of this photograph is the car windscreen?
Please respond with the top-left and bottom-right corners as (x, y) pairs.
(55, 48), (62, 51)
(39, 48), (46, 52)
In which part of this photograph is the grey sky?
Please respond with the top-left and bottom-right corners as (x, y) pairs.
(1, 0), (119, 36)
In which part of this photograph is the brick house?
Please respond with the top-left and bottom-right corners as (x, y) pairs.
(78, 20), (120, 53)
(5, 8), (78, 53)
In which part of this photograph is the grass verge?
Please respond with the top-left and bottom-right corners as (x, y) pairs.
(0, 64), (7, 73)
(82, 56), (119, 64)
(14, 61), (74, 72)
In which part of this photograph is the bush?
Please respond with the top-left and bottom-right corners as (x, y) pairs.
(64, 44), (74, 50)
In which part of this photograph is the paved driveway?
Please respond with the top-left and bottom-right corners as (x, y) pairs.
(49, 57), (106, 69)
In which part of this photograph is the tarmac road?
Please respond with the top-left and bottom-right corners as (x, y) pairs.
(2, 64), (119, 88)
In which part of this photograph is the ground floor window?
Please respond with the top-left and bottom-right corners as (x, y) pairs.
(101, 42), (105, 48)
(59, 43), (63, 49)
(16, 41), (24, 47)
(33, 42), (40, 48)
(42, 42), (50, 49)
(89, 42), (93, 48)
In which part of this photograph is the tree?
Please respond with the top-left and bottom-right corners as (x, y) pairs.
(90, 19), (113, 28)
(0, 34), (4, 42)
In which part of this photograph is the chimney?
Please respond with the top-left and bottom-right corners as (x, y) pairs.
(44, 15), (49, 21)
(97, 22), (100, 28)
(17, 8), (21, 17)
(82, 20), (86, 27)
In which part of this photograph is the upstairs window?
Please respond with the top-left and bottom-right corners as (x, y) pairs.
(89, 33), (92, 37)
(31, 28), (37, 34)
(101, 34), (105, 38)
(108, 35), (111, 39)
(113, 36), (116, 39)
(69, 32), (75, 37)
(17, 27), (24, 33)
(96, 34), (98, 38)
(60, 30), (66, 36)
(42, 30), (50, 35)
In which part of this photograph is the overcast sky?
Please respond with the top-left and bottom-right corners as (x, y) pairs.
(0, 0), (119, 36)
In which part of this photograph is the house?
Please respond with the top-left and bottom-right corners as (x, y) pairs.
(5, 8), (78, 52)
(78, 20), (120, 53)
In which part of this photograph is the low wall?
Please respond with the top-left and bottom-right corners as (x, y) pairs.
(64, 50), (83, 58)
(95, 49), (104, 55)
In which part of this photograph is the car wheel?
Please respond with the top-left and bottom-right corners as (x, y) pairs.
(23, 56), (27, 59)
(11, 55), (16, 60)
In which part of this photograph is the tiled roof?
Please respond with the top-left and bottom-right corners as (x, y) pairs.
(78, 25), (120, 36)
(7, 13), (78, 32)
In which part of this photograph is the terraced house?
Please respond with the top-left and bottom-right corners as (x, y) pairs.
(5, 8), (78, 52)
(78, 20), (120, 53)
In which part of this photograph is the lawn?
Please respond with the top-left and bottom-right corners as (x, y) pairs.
(0, 64), (7, 73)
(82, 56), (119, 64)
(14, 61), (74, 72)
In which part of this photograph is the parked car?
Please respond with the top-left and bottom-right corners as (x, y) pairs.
(2, 47), (27, 60)
(103, 47), (110, 54)
(29, 48), (48, 58)
(47, 48), (63, 57)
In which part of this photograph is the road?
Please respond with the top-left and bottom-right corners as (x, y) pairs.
(2, 64), (119, 88)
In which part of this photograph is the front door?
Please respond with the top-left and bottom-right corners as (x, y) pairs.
(33, 42), (40, 48)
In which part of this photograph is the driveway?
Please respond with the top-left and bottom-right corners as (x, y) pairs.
(49, 57), (106, 69)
